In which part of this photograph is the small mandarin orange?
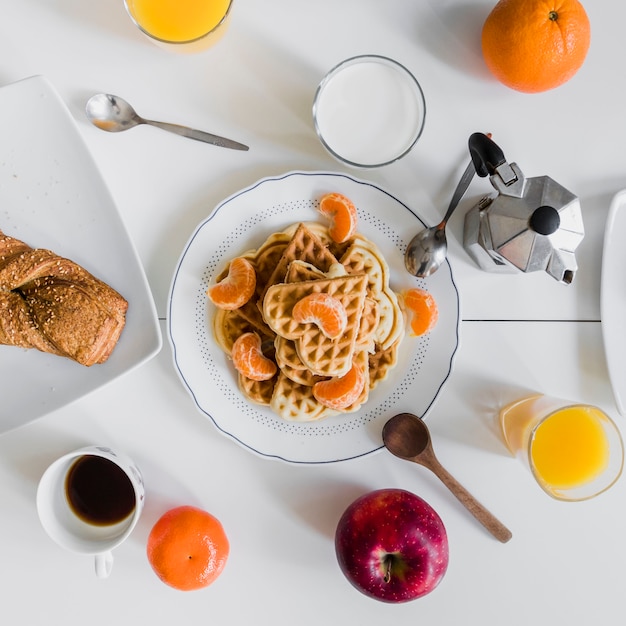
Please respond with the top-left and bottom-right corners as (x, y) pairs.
(207, 257), (256, 310)
(313, 362), (365, 410)
(146, 505), (229, 592)
(402, 288), (439, 336)
(231, 332), (277, 381)
(292, 292), (348, 339)
(319, 192), (358, 243)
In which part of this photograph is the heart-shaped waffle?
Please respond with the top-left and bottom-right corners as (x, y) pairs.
(262, 272), (368, 377)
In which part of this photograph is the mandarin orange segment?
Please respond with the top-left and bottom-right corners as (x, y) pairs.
(481, 0), (590, 93)
(207, 257), (256, 310)
(313, 362), (366, 410)
(292, 292), (348, 339)
(319, 192), (358, 243)
(402, 288), (438, 336)
(146, 505), (229, 592)
(231, 332), (277, 381)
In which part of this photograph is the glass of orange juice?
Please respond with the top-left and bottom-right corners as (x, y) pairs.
(500, 394), (624, 501)
(124, 0), (233, 53)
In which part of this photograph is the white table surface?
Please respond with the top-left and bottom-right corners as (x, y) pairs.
(1, 1), (625, 624)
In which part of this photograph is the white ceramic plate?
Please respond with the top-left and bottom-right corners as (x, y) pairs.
(168, 171), (460, 463)
(0, 76), (162, 434)
(601, 189), (626, 415)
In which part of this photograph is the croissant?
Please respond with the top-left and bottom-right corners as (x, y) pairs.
(0, 229), (127, 366)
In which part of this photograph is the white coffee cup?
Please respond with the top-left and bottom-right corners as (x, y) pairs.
(36, 445), (144, 578)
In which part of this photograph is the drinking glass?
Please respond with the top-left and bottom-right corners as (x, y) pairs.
(499, 394), (623, 501)
(313, 55), (426, 168)
(124, 0), (233, 53)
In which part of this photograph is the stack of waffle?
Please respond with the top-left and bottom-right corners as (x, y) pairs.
(212, 222), (404, 422)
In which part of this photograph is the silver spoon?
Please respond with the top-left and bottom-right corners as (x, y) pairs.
(382, 413), (512, 543)
(85, 93), (249, 151)
(404, 158), (475, 277)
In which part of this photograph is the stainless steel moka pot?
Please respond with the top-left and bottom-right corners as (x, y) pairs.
(463, 133), (584, 284)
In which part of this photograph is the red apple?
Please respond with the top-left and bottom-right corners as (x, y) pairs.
(335, 488), (448, 602)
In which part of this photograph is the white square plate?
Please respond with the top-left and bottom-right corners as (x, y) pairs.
(0, 76), (162, 433)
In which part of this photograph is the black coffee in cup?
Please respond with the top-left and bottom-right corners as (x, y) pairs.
(65, 455), (136, 526)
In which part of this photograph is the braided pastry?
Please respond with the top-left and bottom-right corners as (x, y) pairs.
(0, 229), (127, 366)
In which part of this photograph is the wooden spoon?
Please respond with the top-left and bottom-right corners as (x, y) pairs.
(382, 413), (512, 543)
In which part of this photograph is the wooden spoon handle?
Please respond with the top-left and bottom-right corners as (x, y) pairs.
(428, 457), (512, 543)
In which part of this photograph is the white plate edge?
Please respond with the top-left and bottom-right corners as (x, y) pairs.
(600, 188), (626, 415)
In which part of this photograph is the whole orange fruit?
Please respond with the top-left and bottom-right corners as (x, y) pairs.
(481, 0), (591, 93)
(147, 505), (230, 591)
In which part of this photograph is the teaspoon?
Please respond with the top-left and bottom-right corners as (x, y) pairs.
(382, 413), (512, 543)
(404, 159), (475, 277)
(85, 93), (249, 151)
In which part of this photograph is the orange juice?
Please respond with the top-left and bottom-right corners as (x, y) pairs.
(499, 395), (624, 501)
(530, 406), (609, 490)
(125, 0), (232, 50)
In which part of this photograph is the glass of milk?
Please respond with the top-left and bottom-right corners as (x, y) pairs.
(313, 55), (426, 168)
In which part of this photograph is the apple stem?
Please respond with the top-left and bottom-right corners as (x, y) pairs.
(383, 555), (393, 583)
